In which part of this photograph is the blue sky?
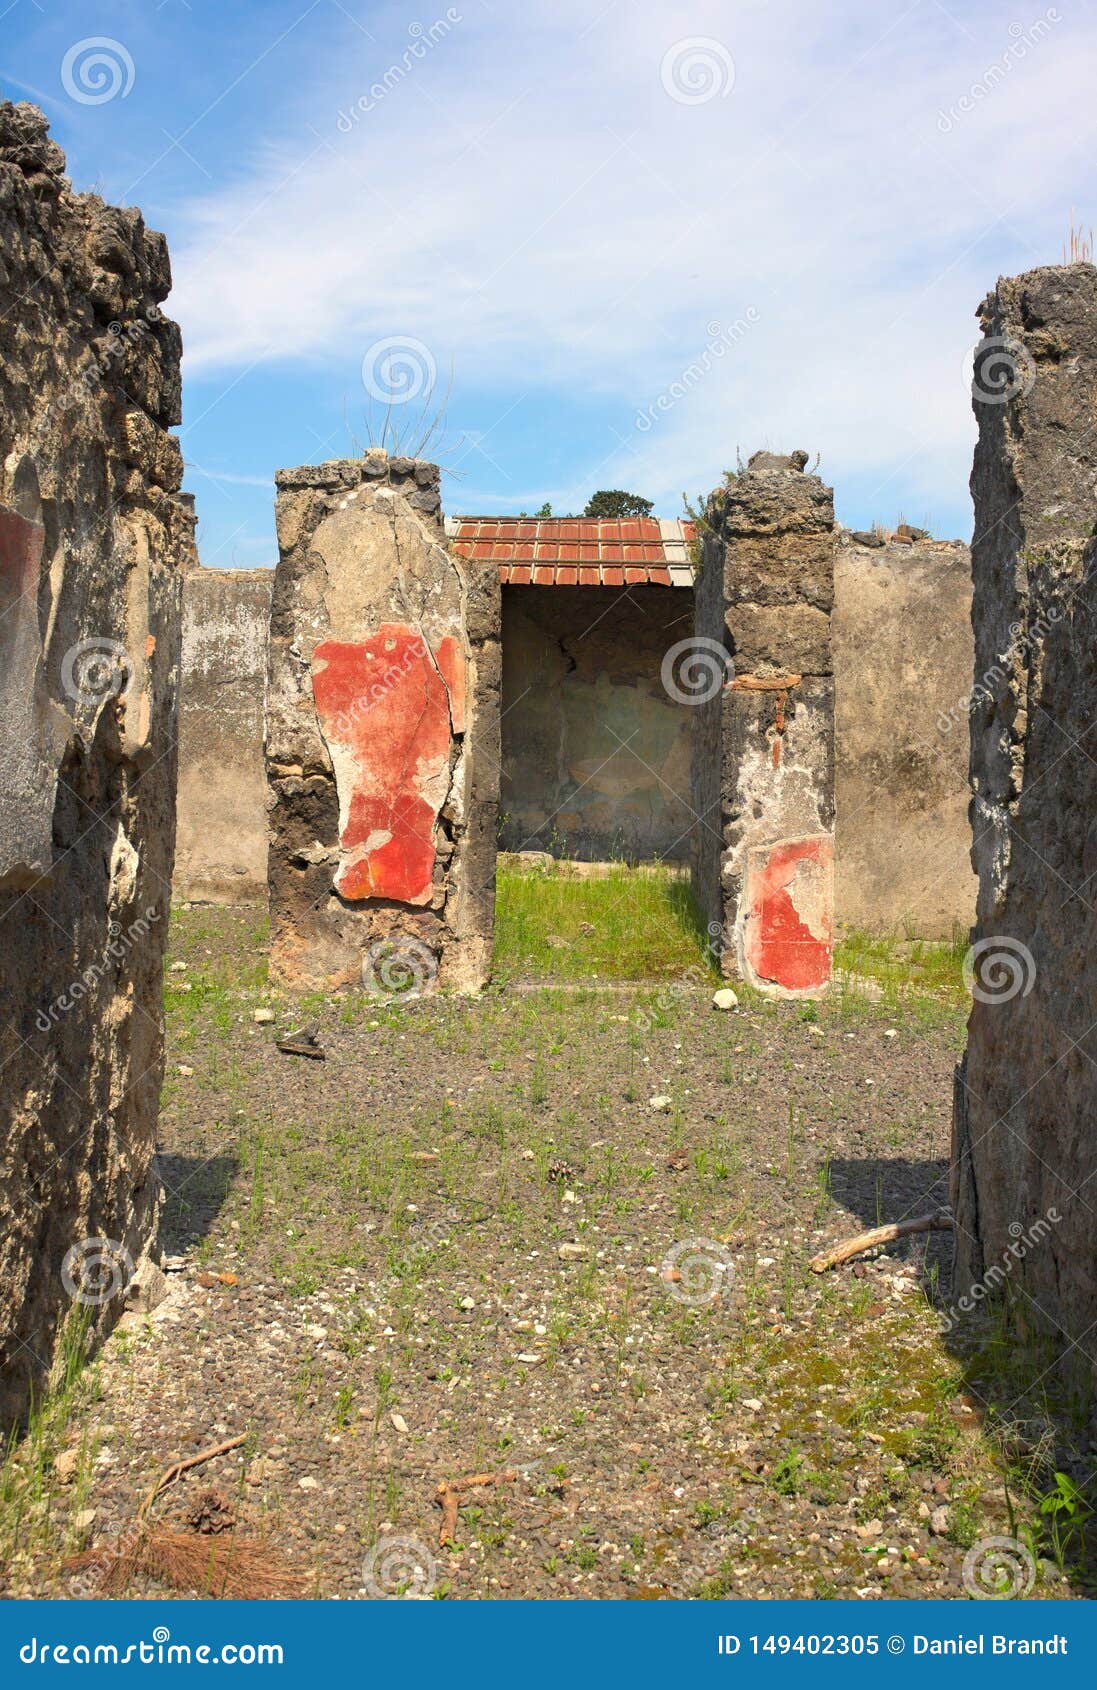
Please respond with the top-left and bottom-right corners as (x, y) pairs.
(3, 0), (1094, 566)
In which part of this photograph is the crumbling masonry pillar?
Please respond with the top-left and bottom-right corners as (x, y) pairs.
(691, 451), (835, 996)
(952, 263), (1097, 1384)
(266, 451), (500, 992)
(0, 103), (189, 1427)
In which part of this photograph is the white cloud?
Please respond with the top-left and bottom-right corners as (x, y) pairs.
(166, 0), (1097, 529)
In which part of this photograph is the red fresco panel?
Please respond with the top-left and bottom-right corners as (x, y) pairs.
(311, 626), (463, 907)
(743, 836), (833, 993)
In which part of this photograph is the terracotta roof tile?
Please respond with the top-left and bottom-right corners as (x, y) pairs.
(446, 515), (694, 587)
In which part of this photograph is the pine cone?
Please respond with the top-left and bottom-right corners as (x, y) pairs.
(182, 1487), (235, 1535)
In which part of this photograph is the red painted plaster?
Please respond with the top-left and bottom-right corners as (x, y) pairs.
(0, 505), (44, 602)
(744, 836), (833, 992)
(311, 625), (464, 905)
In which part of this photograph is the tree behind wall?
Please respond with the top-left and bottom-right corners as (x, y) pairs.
(583, 490), (653, 519)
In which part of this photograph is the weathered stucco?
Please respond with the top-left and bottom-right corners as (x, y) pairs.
(500, 585), (694, 860)
(691, 451), (836, 997)
(173, 528), (978, 944)
(833, 535), (976, 936)
(176, 561), (272, 902)
(952, 262), (1097, 1389)
(0, 102), (188, 1428)
(266, 451), (500, 992)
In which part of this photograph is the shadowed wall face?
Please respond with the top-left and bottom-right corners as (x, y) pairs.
(953, 263), (1097, 1390)
(500, 586), (694, 862)
(0, 101), (189, 1428)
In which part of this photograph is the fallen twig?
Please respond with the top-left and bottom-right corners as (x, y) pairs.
(138, 1434), (246, 1519)
(809, 1209), (953, 1273)
(65, 1434), (310, 1599)
(435, 1469), (517, 1546)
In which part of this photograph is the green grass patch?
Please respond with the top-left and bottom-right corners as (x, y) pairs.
(493, 863), (717, 981)
(834, 926), (970, 1013)
(166, 908), (270, 992)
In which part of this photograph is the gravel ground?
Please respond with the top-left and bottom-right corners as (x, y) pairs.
(5, 909), (1087, 1601)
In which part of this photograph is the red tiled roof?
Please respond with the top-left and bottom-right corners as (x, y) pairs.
(446, 516), (695, 587)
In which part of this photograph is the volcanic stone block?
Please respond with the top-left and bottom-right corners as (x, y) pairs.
(691, 451), (836, 996)
(267, 451), (500, 992)
(0, 102), (190, 1428)
(952, 263), (1097, 1387)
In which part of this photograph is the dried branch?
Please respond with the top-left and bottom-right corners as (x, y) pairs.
(809, 1209), (953, 1273)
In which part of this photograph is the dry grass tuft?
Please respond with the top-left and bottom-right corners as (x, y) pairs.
(66, 1524), (309, 1599)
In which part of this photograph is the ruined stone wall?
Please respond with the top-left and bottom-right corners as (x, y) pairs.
(0, 103), (189, 1426)
(500, 585), (694, 861)
(952, 263), (1097, 1385)
(691, 451), (835, 995)
(267, 451), (500, 992)
(176, 563), (272, 903)
(834, 535), (976, 936)
(172, 523), (978, 935)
